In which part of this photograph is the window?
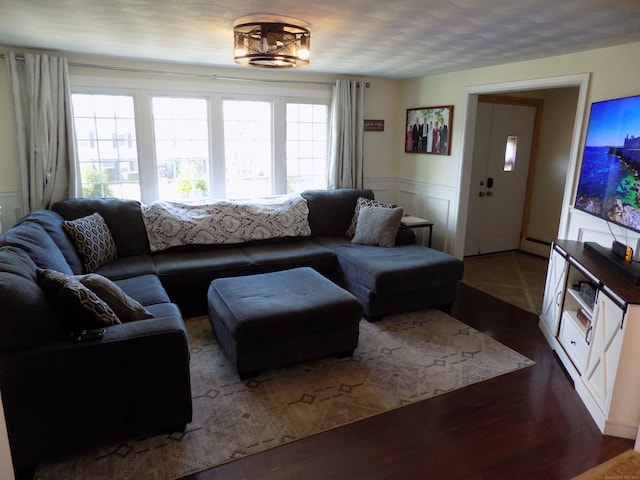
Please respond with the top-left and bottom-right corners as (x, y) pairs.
(153, 97), (210, 201)
(286, 103), (328, 192)
(504, 135), (518, 172)
(72, 94), (141, 200)
(223, 100), (272, 199)
(71, 84), (330, 202)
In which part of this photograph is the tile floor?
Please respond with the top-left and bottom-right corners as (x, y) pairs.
(462, 250), (549, 314)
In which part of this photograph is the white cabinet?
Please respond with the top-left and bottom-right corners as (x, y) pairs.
(539, 247), (567, 340)
(583, 291), (625, 413)
(539, 240), (640, 439)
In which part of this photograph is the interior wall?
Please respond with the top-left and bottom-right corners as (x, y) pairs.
(0, 57), (21, 232)
(395, 41), (640, 256)
(483, 88), (579, 254)
(2, 40), (640, 249)
(0, 390), (14, 480)
(519, 88), (579, 246)
(362, 78), (401, 181)
(0, 49), (400, 229)
(0, 65), (17, 192)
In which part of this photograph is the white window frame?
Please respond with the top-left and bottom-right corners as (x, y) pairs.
(70, 74), (331, 203)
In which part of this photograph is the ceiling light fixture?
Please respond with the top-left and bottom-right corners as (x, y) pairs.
(233, 15), (310, 68)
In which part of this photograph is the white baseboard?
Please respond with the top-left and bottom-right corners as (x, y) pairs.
(521, 238), (551, 257)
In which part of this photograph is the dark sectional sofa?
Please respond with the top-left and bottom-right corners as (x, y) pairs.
(0, 188), (463, 470)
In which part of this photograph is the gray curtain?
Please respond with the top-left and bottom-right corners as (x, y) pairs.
(6, 52), (78, 213)
(328, 79), (365, 189)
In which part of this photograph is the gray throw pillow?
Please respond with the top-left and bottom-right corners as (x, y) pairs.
(63, 212), (118, 273)
(346, 197), (398, 238)
(351, 206), (404, 248)
(76, 273), (153, 322)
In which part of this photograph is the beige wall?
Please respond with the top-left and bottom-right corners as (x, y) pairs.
(2, 41), (640, 241)
(0, 389), (14, 480)
(362, 78), (401, 180)
(522, 88), (579, 244)
(387, 41), (640, 254)
(0, 60), (18, 192)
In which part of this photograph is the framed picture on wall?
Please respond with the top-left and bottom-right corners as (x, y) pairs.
(405, 106), (453, 155)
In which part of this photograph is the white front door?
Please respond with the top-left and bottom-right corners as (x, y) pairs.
(464, 102), (536, 256)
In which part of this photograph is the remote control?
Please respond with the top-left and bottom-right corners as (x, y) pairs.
(71, 328), (106, 343)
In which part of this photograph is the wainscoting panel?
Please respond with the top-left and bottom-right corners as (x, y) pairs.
(365, 177), (457, 253)
(566, 208), (640, 258)
(0, 191), (22, 233)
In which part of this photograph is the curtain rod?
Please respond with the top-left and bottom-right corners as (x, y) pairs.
(1, 53), (337, 86)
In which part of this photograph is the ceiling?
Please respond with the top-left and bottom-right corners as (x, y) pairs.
(2, 0), (640, 79)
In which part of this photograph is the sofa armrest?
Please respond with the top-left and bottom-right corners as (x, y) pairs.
(0, 314), (192, 468)
(100, 312), (187, 343)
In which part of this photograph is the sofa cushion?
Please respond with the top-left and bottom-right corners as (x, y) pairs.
(332, 244), (464, 294)
(114, 274), (171, 306)
(16, 209), (84, 274)
(77, 273), (153, 322)
(143, 302), (182, 320)
(351, 206), (403, 248)
(1, 221), (73, 275)
(301, 188), (374, 237)
(346, 197), (398, 238)
(52, 198), (150, 257)
(95, 254), (157, 281)
(37, 268), (121, 330)
(153, 248), (254, 291)
(0, 246), (64, 351)
(63, 213), (118, 272)
(240, 240), (336, 274)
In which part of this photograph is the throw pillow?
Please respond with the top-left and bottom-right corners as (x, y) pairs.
(36, 268), (121, 330)
(346, 197), (398, 238)
(351, 205), (404, 248)
(63, 213), (118, 273)
(77, 273), (153, 322)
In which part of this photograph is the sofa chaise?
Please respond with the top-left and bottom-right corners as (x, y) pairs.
(0, 188), (463, 470)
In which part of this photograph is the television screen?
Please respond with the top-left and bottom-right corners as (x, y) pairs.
(574, 94), (640, 233)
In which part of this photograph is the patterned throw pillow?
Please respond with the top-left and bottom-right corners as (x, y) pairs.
(76, 273), (153, 322)
(346, 197), (398, 238)
(63, 213), (118, 273)
(36, 268), (121, 330)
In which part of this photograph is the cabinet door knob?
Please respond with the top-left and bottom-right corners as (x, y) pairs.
(571, 340), (576, 345)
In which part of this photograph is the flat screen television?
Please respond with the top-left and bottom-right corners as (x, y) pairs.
(574, 94), (640, 233)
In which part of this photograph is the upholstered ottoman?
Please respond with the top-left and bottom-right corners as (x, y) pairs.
(207, 267), (363, 378)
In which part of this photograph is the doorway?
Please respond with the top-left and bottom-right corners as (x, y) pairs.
(453, 74), (590, 260)
(464, 98), (538, 256)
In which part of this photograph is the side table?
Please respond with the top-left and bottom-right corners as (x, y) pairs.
(400, 215), (433, 248)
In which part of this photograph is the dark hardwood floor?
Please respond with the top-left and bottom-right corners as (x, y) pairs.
(182, 283), (634, 480)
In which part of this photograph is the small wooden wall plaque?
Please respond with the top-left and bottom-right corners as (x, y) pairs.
(364, 119), (384, 132)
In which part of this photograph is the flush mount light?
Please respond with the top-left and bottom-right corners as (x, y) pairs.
(233, 15), (310, 68)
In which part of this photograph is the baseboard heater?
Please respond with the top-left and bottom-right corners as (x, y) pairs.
(524, 237), (551, 246)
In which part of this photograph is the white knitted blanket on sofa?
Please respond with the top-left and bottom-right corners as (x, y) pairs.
(141, 195), (311, 252)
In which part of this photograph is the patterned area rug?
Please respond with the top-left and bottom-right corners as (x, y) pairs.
(35, 309), (534, 480)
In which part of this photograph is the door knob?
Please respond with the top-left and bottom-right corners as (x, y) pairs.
(487, 177), (494, 188)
